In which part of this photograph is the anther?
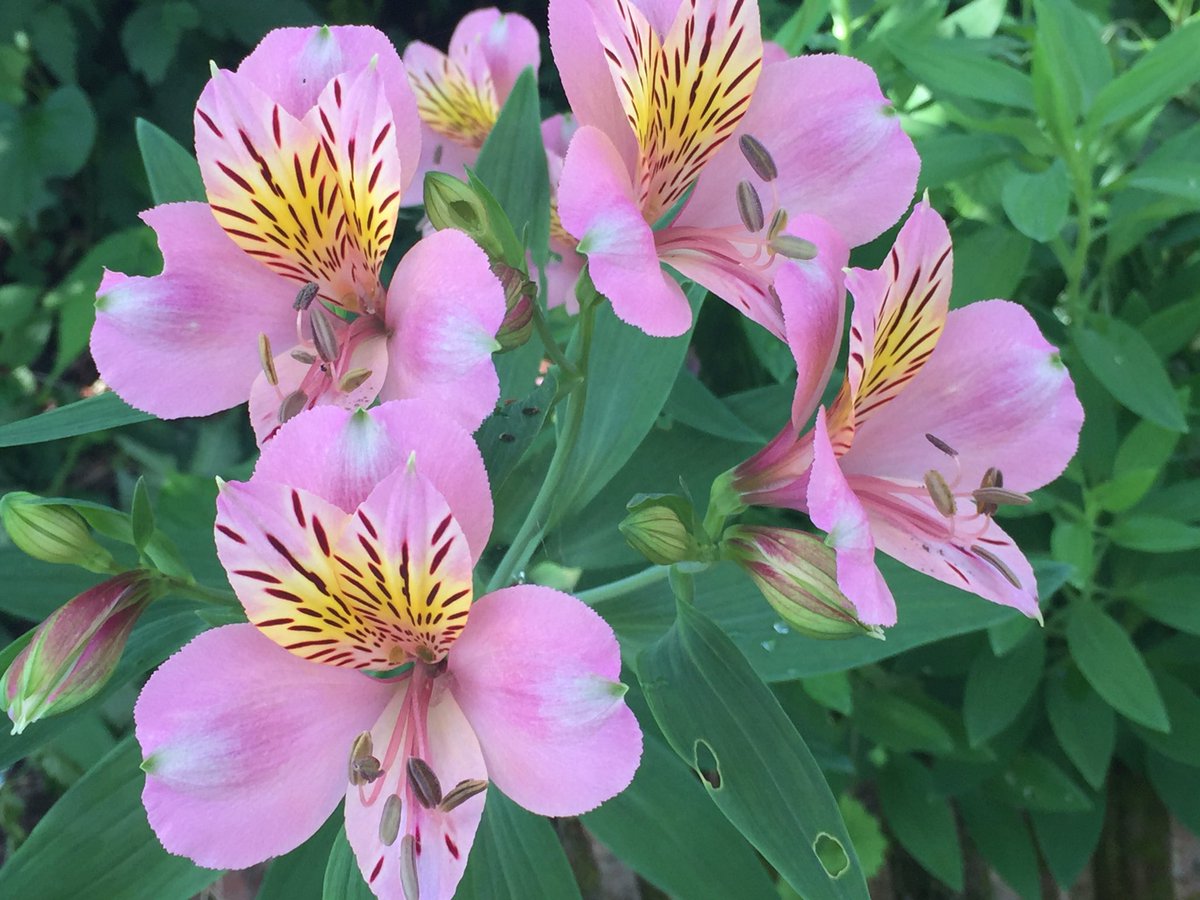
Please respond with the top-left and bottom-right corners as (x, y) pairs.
(291, 349), (317, 365)
(278, 390), (308, 425)
(971, 487), (1032, 507)
(924, 470), (957, 517)
(338, 368), (373, 393)
(971, 544), (1022, 588)
(736, 181), (764, 233)
(975, 466), (1004, 515)
(309, 308), (339, 363)
(406, 757), (443, 808)
(738, 134), (778, 181)
(767, 208), (788, 241)
(400, 835), (420, 900)
(258, 333), (278, 386)
(378, 794), (402, 846)
(439, 779), (488, 812)
(925, 433), (958, 457)
(349, 731), (384, 786)
(293, 281), (319, 311)
(769, 235), (818, 260)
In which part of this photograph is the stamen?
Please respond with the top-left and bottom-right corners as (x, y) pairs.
(769, 235), (818, 260)
(971, 544), (1022, 588)
(349, 731), (384, 786)
(767, 208), (788, 241)
(975, 467), (1003, 515)
(278, 390), (308, 425)
(924, 470), (956, 517)
(971, 487), (1032, 507)
(291, 349), (317, 365)
(739, 134), (778, 182)
(338, 368), (373, 393)
(258, 333), (278, 386)
(439, 779), (488, 812)
(925, 433), (958, 457)
(293, 282), (319, 311)
(736, 181), (764, 233)
(309, 308), (339, 363)
(406, 757), (442, 808)
(400, 834), (420, 900)
(379, 794), (402, 846)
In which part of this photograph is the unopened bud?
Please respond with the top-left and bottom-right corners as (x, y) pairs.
(769, 235), (819, 260)
(736, 181), (764, 232)
(407, 756), (443, 808)
(491, 262), (535, 352)
(309, 308), (339, 363)
(1, 493), (115, 574)
(424, 172), (501, 257)
(924, 470), (957, 517)
(440, 778), (488, 812)
(293, 282), (319, 311)
(1, 571), (158, 733)
(739, 134), (778, 181)
(619, 495), (705, 566)
(723, 526), (879, 639)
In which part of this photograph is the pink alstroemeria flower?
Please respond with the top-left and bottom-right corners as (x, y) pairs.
(732, 202), (1084, 625)
(550, 0), (919, 337)
(402, 8), (541, 205)
(93, 26), (506, 442)
(135, 400), (641, 899)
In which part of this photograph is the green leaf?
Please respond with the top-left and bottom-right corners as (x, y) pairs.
(1031, 0), (1111, 115)
(947, 222), (1031, 307)
(322, 825), (374, 900)
(582, 736), (778, 900)
(1108, 515), (1200, 553)
(987, 614), (1036, 656)
(29, 5), (78, 84)
(878, 756), (962, 890)
(456, 790), (582, 899)
(476, 375), (555, 493)
(1086, 18), (1200, 130)
(772, 0), (830, 52)
(854, 690), (958, 754)
(551, 286), (703, 523)
(1051, 520), (1095, 588)
(963, 630), (1045, 746)
(1132, 672), (1200, 766)
(120, 1), (200, 84)
(1129, 575), (1200, 634)
(1044, 666), (1115, 788)
(837, 795), (887, 879)
(474, 68), (551, 267)
(0, 393), (154, 447)
(1074, 319), (1187, 432)
(638, 599), (868, 899)
(1146, 750), (1200, 834)
(989, 751), (1094, 812)
(959, 792), (1041, 900)
(260, 815), (341, 900)
(663, 369), (765, 443)
(1030, 803), (1106, 890)
(0, 738), (220, 900)
(887, 37), (1036, 109)
(35, 86), (97, 178)
(131, 476), (155, 554)
(1066, 600), (1169, 731)
(1001, 160), (1070, 242)
(136, 117), (205, 204)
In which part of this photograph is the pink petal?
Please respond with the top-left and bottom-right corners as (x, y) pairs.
(345, 682), (486, 899)
(549, 0), (638, 170)
(91, 203), (295, 418)
(135, 624), (391, 869)
(843, 300), (1083, 493)
(559, 126), (692, 337)
(450, 8), (542, 100)
(807, 409), (897, 626)
(401, 126), (478, 207)
(447, 585), (643, 816)
(680, 54), (919, 248)
(381, 230), (506, 431)
(250, 400), (493, 561)
(235, 26), (420, 181)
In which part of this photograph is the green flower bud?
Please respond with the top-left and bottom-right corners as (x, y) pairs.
(723, 525), (881, 640)
(1, 492), (115, 574)
(423, 172), (503, 258)
(2, 571), (159, 733)
(491, 262), (535, 352)
(620, 494), (706, 566)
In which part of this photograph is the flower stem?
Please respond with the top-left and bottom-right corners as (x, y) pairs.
(530, 290), (577, 378)
(578, 565), (670, 605)
(156, 575), (238, 607)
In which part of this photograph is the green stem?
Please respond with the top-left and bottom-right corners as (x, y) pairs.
(577, 565), (670, 605)
(831, 0), (854, 53)
(529, 292), (576, 377)
(486, 294), (597, 592)
(1064, 146), (1096, 323)
(157, 576), (238, 606)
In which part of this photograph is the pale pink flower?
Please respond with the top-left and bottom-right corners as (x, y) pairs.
(135, 401), (641, 899)
(550, 0), (919, 336)
(93, 27), (506, 442)
(731, 202), (1083, 625)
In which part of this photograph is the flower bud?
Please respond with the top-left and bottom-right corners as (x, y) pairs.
(491, 262), (535, 352)
(1, 492), (115, 574)
(723, 526), (880, 639)
(619, 495), (705, 566)
(423, 172), (503, 258)
(1, 571), (159, 733)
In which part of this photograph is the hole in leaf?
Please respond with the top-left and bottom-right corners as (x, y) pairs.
(693, 739), (722, 790)
(814, 832), (850, 878)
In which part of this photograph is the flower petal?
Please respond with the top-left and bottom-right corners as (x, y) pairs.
(843, 300), (1084, 493)
(135, 624), (391, 869)
(807, 409), (897, 626)
(345, 681), (486, 899)
(405, 39), (499, 150)
(448, 585), (643, 816)
(250, 400), (493, 560)
(449, 8), (541, 100)
(91, 202), (296, 418)
(381, 230), (506, 431)
(559, 126), (692, 337)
